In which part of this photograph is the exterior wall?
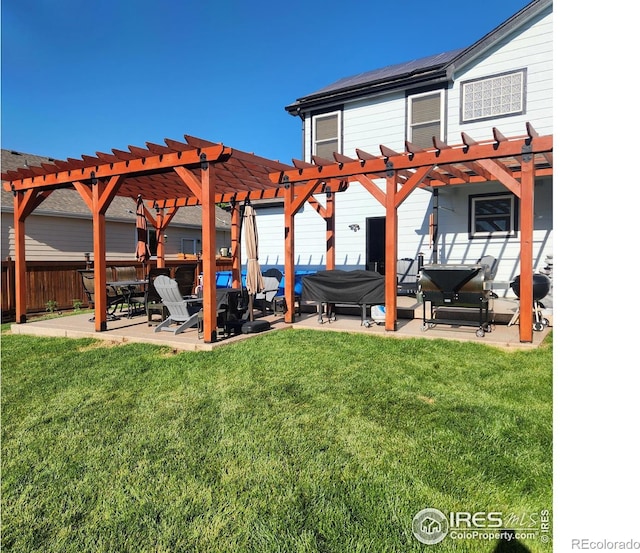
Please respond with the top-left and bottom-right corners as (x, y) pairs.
(447, 5), (553, 141)
(434, 176), (553, 290)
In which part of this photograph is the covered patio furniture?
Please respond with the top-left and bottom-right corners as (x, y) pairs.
(302, 269), (385, 324)
(153, 275), (202, 335)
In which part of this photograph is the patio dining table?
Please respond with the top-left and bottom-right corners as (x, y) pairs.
(107, 279), (148, 318)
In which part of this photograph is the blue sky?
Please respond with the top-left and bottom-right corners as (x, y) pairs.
(2, 0), (530, 163)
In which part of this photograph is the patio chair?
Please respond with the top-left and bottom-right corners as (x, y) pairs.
(78, 269), (125, 321)
(477, 255), (499, 297)
(145, 267), (171, 325)
(153, 275), (202, 335)
(254, 269), (283, 314)
(397, 257), (419, 296)
(174, 264), (198, 297)
(112, 265), (146, 316)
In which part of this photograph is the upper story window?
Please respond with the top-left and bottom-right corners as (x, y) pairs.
(313, 112), (340, 159)
(461, 69), (526, 123)
(469, 193), (518, 239)
(408, 91), (442, 148)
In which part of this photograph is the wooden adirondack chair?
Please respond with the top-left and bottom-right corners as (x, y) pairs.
(153, 275), (202, 335)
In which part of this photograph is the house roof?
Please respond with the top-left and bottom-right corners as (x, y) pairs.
(1, 148), (227, 228)
(285, 0), (551, 113)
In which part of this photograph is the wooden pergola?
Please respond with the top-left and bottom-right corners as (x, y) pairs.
(4, 126), (552, 344)
(269, 123), (553, 343)
(2, 135), (293, 342)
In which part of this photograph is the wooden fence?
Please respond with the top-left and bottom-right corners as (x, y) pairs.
(1, 259), (204, 323)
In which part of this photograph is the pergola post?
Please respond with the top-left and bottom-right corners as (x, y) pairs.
(385, 173), (398, 331)
(519, 147), (535, 342)
(231, 201), (242, 288)
(12, 192), (28, 323)
(92, 184), (109, 332)
(200, 162), (218, 343)
(284, 182), (296, 324)
(155, 208), (165, 268)
(325, 191), (336, 270)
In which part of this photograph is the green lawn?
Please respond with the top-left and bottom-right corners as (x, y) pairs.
(1, 328), (552, 552)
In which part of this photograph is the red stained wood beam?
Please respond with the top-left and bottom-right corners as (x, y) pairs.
(3, 144), (231, 192)
(269, 136), (552, 185)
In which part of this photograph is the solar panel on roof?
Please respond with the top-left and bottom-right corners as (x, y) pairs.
(300, 48), (464, 99)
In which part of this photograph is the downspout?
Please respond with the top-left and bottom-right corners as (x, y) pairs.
(431, 188), (439, 263)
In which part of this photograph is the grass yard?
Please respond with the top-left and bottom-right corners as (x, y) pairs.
(1, 327), (552, 552)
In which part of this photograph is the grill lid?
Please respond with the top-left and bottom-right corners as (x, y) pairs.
(419, 264), (482, 293)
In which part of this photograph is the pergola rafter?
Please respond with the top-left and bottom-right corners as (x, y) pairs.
(269, 124), (553, 343)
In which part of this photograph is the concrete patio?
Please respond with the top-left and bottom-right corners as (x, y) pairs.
(8, 296), (551, 351)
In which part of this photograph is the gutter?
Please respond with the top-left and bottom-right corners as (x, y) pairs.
(286, 69), (452, 115)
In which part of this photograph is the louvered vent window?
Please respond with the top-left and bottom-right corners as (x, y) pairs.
(313, 113), (340, 159)
(409, 93), (441, 148)
(461, 70), (526, 123)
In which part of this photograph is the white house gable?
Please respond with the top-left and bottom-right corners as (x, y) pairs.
(447, 4), (553, 140)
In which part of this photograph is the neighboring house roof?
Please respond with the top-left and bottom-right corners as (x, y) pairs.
(1, 149), (230, 229)
(285, 0), (551, 113)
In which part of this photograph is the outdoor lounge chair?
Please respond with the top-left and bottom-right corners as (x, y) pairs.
(145, 267), (171, 325)
(153, 274), (202, 335)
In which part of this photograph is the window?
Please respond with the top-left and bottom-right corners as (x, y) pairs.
(408, 92), (442, 148)
(313, 112), (340, 159)
(181, 238), (197, 255)
(469, 193), (518, 238)
(461, 69), (526, 123)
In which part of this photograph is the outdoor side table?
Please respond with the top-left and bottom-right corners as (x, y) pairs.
(147, 301), (168, 326)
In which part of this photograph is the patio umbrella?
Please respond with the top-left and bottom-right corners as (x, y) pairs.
(135, 195), (150, 268)
(243, 204), (264, 321)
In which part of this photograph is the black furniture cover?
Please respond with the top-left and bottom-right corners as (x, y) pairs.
(302, 270), (385, 305)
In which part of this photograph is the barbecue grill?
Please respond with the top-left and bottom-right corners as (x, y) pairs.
(509, 273), (551, 331)
(418, 262), (494, 337)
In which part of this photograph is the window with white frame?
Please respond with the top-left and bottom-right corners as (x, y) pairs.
(313, 112), (340, 159)
(469, 193), (518, 238)
(408, 91), (442, 148)
(461, 69), (526, 123)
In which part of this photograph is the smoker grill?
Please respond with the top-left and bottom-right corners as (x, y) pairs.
(509, 274), (551, 331)
(418, 263), (494, 337)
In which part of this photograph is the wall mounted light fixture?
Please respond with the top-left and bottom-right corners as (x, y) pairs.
(349, 224), (360, 232)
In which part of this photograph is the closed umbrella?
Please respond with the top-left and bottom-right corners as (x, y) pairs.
(243, 204), (264, 321)
(135, 195), (150, 268)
